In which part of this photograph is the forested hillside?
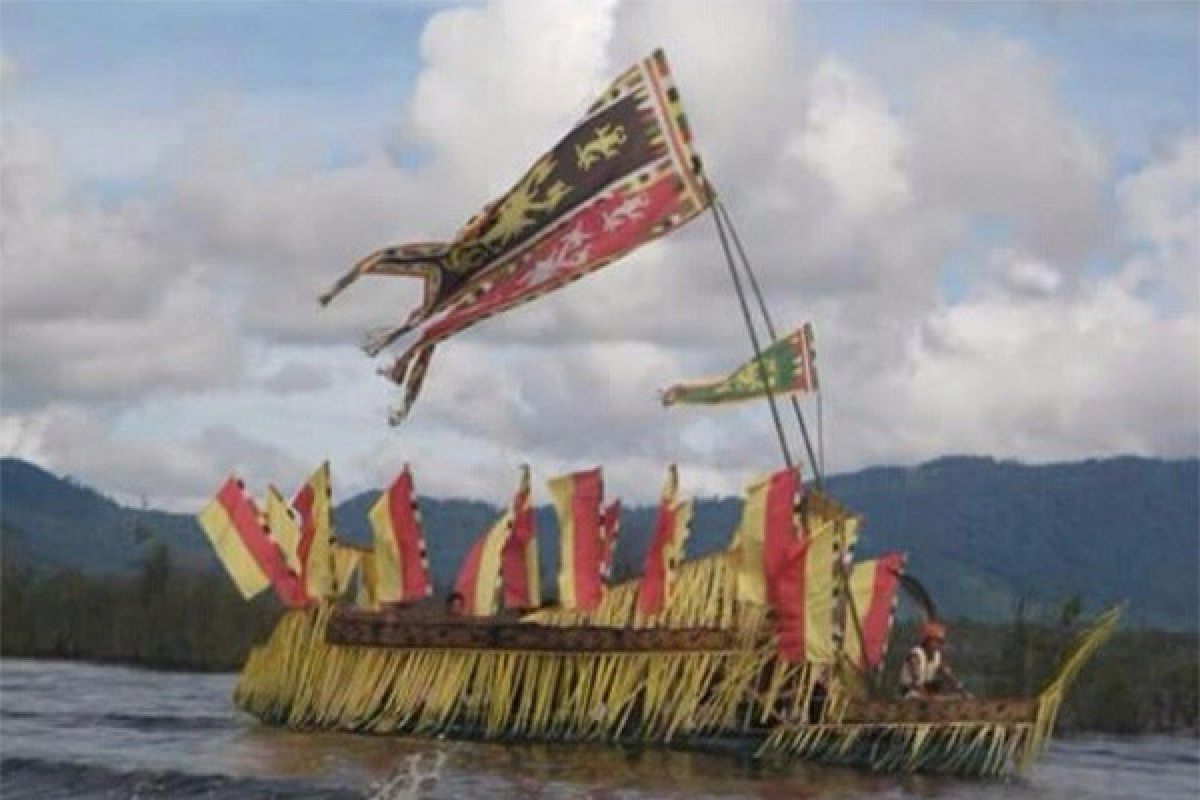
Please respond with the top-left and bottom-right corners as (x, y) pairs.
(2, 456), (1196, 628)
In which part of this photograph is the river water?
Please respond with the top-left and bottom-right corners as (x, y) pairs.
(1, 659), (1195, 799)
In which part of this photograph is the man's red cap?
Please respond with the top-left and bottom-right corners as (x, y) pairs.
(921, 621), (947, 642)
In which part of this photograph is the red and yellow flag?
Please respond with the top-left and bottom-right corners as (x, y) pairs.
(197, 476), (305, 605)
(843, 552), (905, 670)
(453, 511), (510, 616)
(320, 50), (711, 423)
(264, 486), (304, 580)
(292, 462), (335, 600)
(500, 465), (539, 610)
(782, 523), (843, 664)
(637, 465), (693, 617)
(548, 467), (605, 612)
(368, 465), (433, 604)
(732, 467), (801, 607)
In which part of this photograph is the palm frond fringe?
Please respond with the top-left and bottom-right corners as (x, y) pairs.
(757, 604), (1122, 777)
(234, 552), (1119, 778)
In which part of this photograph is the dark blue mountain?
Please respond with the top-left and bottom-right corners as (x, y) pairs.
(2, 455), (1196, 629)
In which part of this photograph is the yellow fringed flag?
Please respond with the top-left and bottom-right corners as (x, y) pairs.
(453, 511), (510, 616)
(637, 465), (694, 616)
(795, 523), (839, 664)
(730, 469), (799, 606)
(842, 553), (905, 670)
(292, 462), (336, 600)
(264, 486), (304, 578)
(368, 465), (433, 604)
(196, 476), (306, 605)
(548, 467), (605, 611)
(500, 465), (540, 609)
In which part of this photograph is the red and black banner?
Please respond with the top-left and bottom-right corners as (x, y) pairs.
(321, 49), (710, 422)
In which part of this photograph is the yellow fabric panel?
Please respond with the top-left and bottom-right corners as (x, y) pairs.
(524, 532), (541, 609)
(547, 473), (578, 609)
(842, 558), (877, 669)
(303, 462), (336, 599)
(803, 525), (838, 664)
(265, 486), (303, 576)
(368, 491), (403, 604)
(472, 511), (511, 616)
(197, 499), (270, 600)
(731, 473), (770, 606)
(332, 543), (362, 597)
(356, 550), (380, 610)
(515, 464), (540, 607)
(665, 497), (694, 603)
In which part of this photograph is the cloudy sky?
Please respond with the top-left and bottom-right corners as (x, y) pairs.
(2, 1), (1197, 510)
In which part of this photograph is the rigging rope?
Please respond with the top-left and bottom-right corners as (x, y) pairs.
(708, 190), (794, 471)
(715, 200), (823, 487)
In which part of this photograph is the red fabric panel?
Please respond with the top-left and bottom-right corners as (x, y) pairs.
(387, 469), (431, 600)
(761, 468), (804, 662)
(570, 469), (605, 612)
(861, 552), (905, 669)
(453, 534), (486, 615)
(501, 483), (536, 608)
(601, 499), (621, 577)
(773, 537), (809, 663)
(762, 468), (800, 608)
(637, 497), (675, 616)
(292, 483), (315, 570)
(218, 478), (306, 607)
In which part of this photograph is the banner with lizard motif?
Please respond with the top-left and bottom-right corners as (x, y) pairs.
(661, 324), (817, 407)
(320, 49), (709, 423)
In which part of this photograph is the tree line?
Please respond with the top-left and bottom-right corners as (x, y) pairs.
(2, 541), (1195, 733)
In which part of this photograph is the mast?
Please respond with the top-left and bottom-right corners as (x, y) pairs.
(715, 199), (823, 487)
(708, 188), (794, 471)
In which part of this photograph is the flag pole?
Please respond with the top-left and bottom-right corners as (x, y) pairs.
(715, 200), (823, 487)
(708, 188), (794, 471)
(717, 199), (872, 688)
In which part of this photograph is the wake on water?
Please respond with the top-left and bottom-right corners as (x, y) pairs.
(1, 659), (1196, 799)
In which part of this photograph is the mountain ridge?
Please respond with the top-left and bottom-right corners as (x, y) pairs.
(2, 455), (1196, 629)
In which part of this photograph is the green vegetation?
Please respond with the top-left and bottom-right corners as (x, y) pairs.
(884, 603), (1199, 735)
(2, 539), (1196, 734)
(1, 542), (280, 671)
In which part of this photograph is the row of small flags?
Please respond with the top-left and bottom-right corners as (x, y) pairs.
(194, 462), (684, 618)
(196, 463), (433, 610)
(197, 461), (902, 670)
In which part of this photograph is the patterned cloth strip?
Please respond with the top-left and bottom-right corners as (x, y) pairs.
(662, 323), (818, 407)
(319, 49), (710, 423)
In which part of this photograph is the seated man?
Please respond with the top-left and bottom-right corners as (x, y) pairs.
(900, 621), (964, 698)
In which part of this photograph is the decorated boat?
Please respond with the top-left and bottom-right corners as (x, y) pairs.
(198, 49), (1119, 779)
